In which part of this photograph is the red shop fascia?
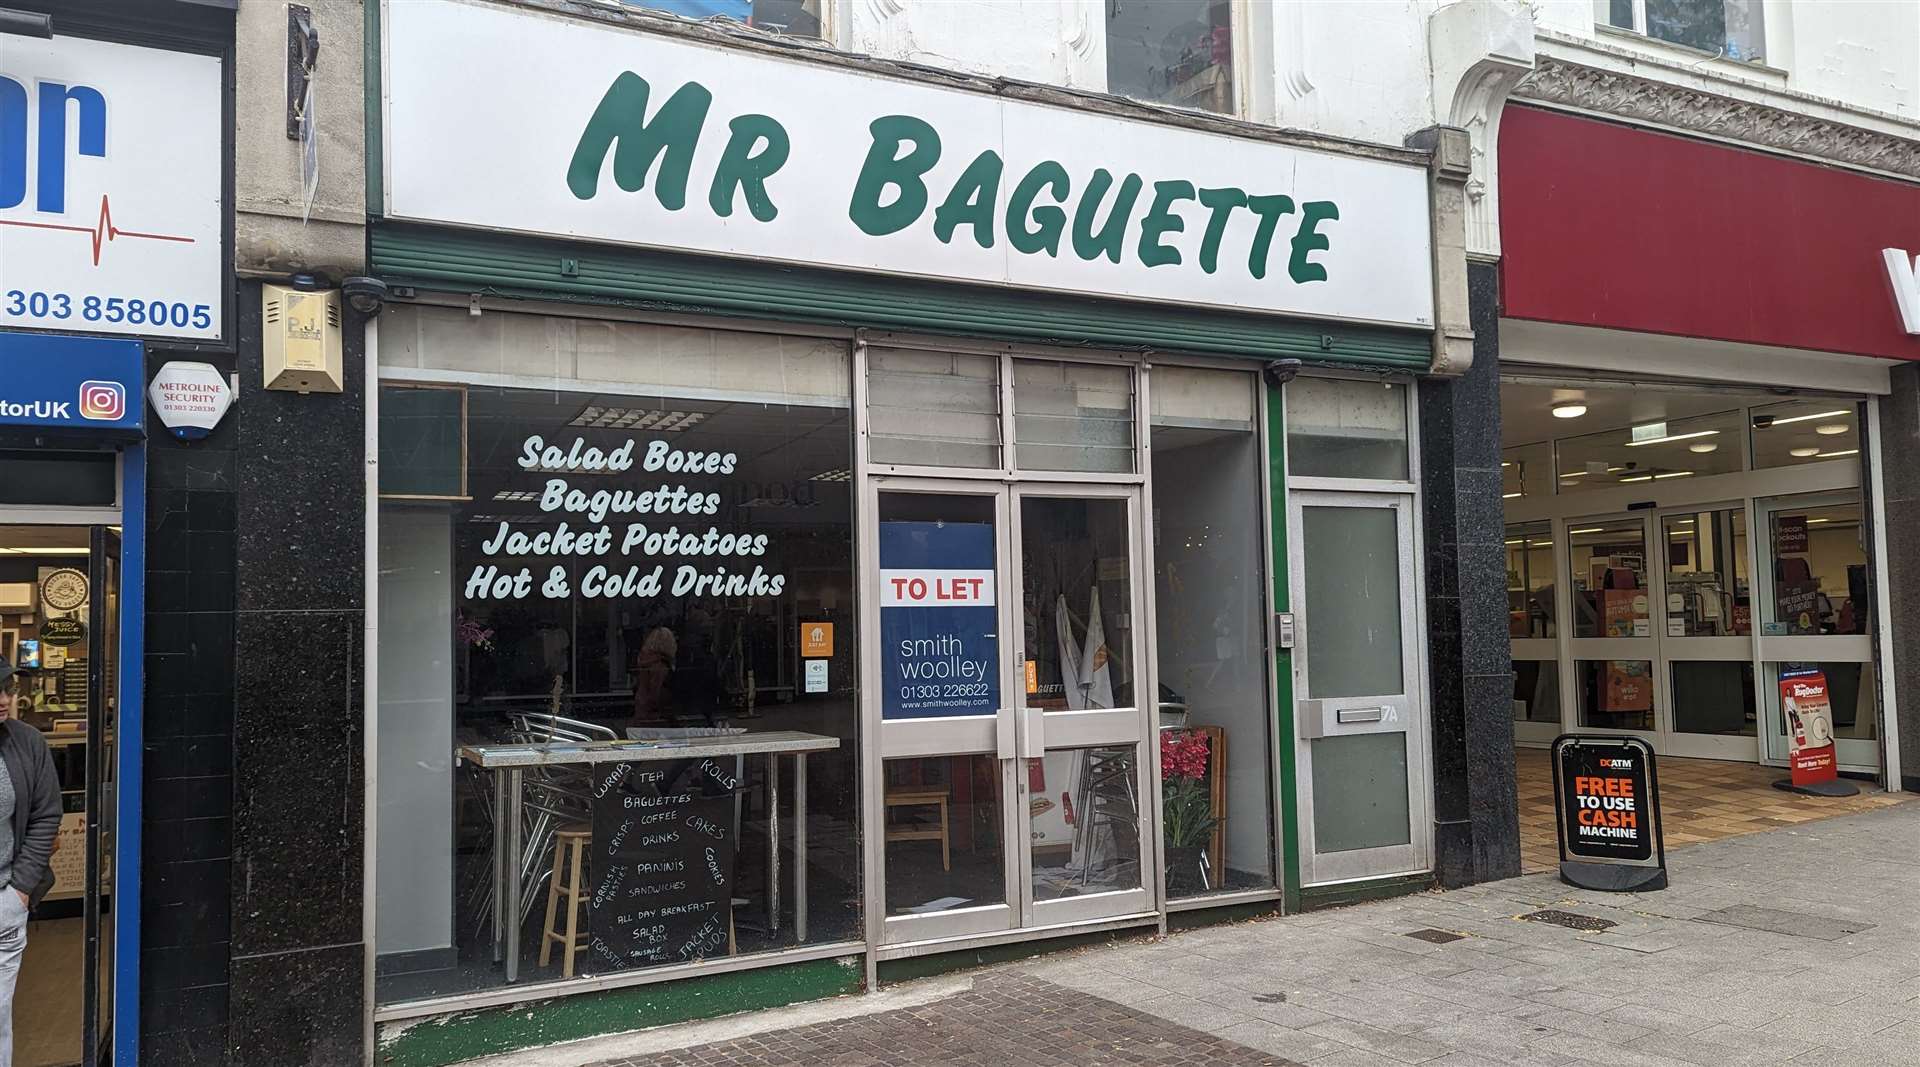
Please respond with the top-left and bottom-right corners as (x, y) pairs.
(1498, 105), (1920, 364)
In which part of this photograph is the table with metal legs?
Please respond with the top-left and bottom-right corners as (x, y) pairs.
(462, 732), (840, 983)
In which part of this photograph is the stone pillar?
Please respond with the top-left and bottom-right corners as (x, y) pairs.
(1418, 262), (1521, 887)
(1878, 362), (1920, 792)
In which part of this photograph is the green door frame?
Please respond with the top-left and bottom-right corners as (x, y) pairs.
(1266, 382), (1304, 911)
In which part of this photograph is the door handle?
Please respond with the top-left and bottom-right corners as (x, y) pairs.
(1017, 705), (1046, 759)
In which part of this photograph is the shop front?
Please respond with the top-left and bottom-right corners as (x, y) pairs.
(366, 0), (1459, 1055)
(1495, 104), (1919, 784)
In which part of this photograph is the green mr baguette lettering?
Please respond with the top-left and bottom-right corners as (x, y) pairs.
(567, 71), (1341, 285)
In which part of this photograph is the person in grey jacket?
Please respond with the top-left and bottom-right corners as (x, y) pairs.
(0, 661), (61, 1067)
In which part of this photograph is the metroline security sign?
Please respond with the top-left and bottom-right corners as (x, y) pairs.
(0, 35), (224, 340)
(384, 0), (1435, 329)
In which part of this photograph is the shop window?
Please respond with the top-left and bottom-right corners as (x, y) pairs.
(1567, 517), (1650, 640)
(1149, 366), (1272, 898)
(1763, 502), (1868, 636)
(1106, 0), (1235, 114)
(1575, 659), (1655, 731)
(374, 310), (855, 1004)
(621, 0), (823, 38)
(1285, 377), (1410, 482)
(867, 347), (1001, 470)
(1555, 408), (1743, 494)
(1603, 0), (1765, 64)
(1765, 661), (1877, 753)
(1012, 360), (1135, 474)
(1663, 508), (1748, 637)
(1750, 400), (1861, 471)
(1502, 441), (1552, 499)
(1505, 521), (1555, 639)
(378, 384), (467, 500)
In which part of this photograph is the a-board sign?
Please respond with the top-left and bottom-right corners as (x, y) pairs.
(1551, 734), (1667, 892)
(1775, 667), (1858, 796)
(879, 520), (999, 720)
(587, 757), (739, 972)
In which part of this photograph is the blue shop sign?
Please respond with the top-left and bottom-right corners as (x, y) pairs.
(880, 520), (1000, 720)
(0, 331), (143, 433)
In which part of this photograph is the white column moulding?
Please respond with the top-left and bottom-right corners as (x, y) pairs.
(1429, 0), (1537, 261)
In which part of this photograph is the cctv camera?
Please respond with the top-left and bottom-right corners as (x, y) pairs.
(1263, 359), (1302, 388)
(342, 276), (390, 316)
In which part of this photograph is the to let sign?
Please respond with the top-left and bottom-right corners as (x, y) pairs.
(879, 521), (999, 720)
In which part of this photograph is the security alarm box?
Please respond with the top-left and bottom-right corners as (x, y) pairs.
(262, 284), (344, 393)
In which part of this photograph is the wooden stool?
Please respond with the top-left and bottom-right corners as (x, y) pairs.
(884, 788), (951, 871)
(539, 824), (591, 977)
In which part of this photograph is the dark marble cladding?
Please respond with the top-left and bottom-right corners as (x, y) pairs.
(1418, 260), (1521, 888)
(1879, 365), (1920, 787)
(228, 944), (363, 1067)
(234, 282), (367, 614)
(224, 280), (368, 1062)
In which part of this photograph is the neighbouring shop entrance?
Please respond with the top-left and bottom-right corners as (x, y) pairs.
(2, 519), (121, 1067)
(1501, 377), (1886, 775)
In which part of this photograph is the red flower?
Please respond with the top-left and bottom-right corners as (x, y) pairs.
(1159, 730), (1210, 781)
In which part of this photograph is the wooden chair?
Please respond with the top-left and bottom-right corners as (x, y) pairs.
(884, 787), (951, 871)
(539, 824), (592, 977)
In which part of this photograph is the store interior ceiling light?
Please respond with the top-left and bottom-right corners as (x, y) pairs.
(1502, 491), (1522, 499)
(567, 406), (708, 431)
(1551, 403), (1587, 419)
(1761, 409), (1849, 427)
(1817, 449), (1859, 458)
(492, 490), (542, 502)
(1688, 442), (1719, 453)
(1815, 423), (1850, 436)
(1531, 540), (1553, 547)
(808, 468), (852, 482)
(1623, 429), (1718, 447)
(1569, 526), (1604, 534)
(1808, 518), (1831, 524)
(1654, 471), (1693, 479)
(1789, 447), (1822, 457)
(0, 547), (87, 555)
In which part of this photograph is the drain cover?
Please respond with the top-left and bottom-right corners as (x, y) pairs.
(1404, 928), (1466, 944)
(1520, 909), (1617, 932)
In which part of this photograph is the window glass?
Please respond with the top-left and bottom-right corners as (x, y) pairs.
(1576, 660), (1655, 731)
(1765, 662), (1876, 761)
(1505, 521), (1555, 639)
(619, 0), (822, 37)
(1512, 659), (1561, 725)
(0, 450), (115, 507)
(1150, 369), (1272, 897)
(1285, 378), (1410, 482)
(1568, 518), (1650, 639)
(374, 317), (856, 1004)
(1301, 506), (1402, 698)
(1645, 0), (1764, 62)
(379, 385), (466, 499)
(1663, 508), (1748, 637)
(1671, 661), (1755, 737)
(883, 755), (1003, 917)
(1765, 501), (1868, 635)
(1750, 400), (1860, 470)
(1106, 0), (1235, 114)
(1503, 441), (1551, 499)
(1012, 360), (1135, 474)
(867, 347), (1001, 470)
(1555, 409), (1743, 494)
(1310, 733), (1410, 853)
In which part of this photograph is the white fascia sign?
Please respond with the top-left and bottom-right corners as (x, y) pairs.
(383, 0), (1435, 330)
(1885, 248), (1920, 335)
(148, 361), (233, 439)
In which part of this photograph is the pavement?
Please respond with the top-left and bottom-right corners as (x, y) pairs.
(466, 802), (1920, 1067)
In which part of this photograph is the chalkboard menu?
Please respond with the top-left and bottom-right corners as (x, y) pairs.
(587, 757), (739, 972)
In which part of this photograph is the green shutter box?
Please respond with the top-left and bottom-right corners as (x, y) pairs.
(370, 224), (1432, 370)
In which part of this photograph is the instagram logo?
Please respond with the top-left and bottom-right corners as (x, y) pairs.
(78, 380), (126, 421)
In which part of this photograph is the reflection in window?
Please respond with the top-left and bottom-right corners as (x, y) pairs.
(883, 755), (1003, 916)
(1150, 368), (1271, 897)
(621, 0), (822, 37)
(1505, 522), (1555, 639)
(1503, 441), (1552, 499)
(1286, 377), (1410, 482)
(1106, 0), (1234, 114)
(1555, 409), (1743, 494)
(1607, 0), (1765, 64)
(1767, 662), (1876, 752)
(374, 319), (855, 1004)
(1568, 519), (1650, 639)
(1577, 659), (1655, 731)
(1750, 400), (1860, 471)
(1012, 360), (1135, 474)
(1766, 502), (1868, 636)
(1512, 659), (1561, 725)
(868, 347), (1001, 470)
(1663, 509), (1748, 637)
(1671, 661), (1755, 736)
